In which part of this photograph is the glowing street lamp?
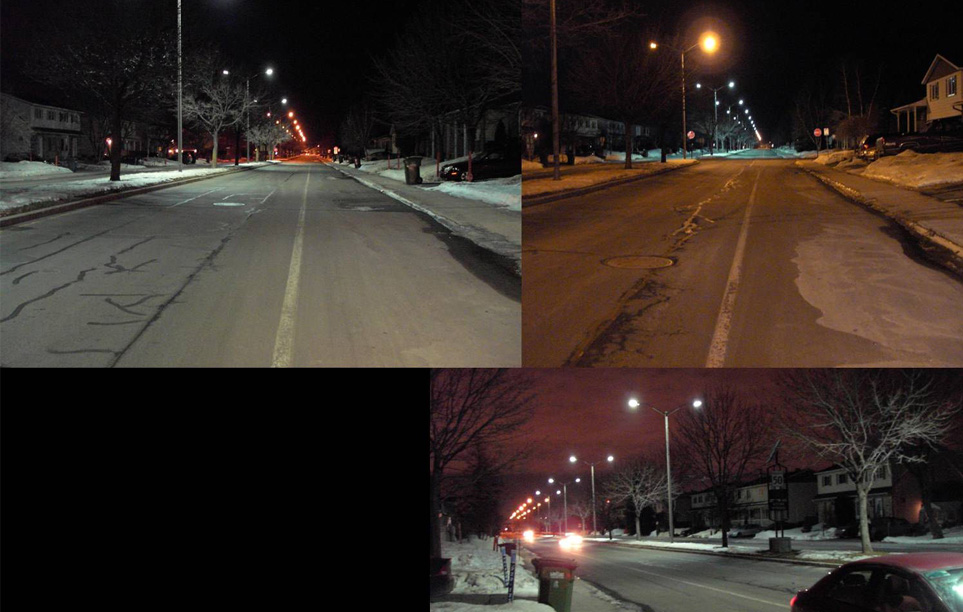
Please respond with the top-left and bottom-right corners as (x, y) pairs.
(627, 397), (703, 542)
(570, 454), (614, 534)
(649, 31), (719, 160)
(548, 476), (580, 533)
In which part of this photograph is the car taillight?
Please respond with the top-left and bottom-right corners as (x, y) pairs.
(790, 595), (797, 608)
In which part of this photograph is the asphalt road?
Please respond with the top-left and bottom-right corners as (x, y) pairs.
(525, 538), (830, 612)
(523, 157), (963, 367)
(0, 158), (520, 366)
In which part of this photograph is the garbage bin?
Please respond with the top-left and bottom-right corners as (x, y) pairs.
(429, 557), (453, 598)
(532, 557), (578, 612)
(404, 156), (423, 185)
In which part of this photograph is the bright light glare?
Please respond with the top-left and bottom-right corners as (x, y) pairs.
(265, 68), (274, 76)
(570, 455), (577, 463)
(628, 398), (640, 409)
(701, 33), (718, 53)
(693, 400), (703, 408)
(523, 530), (535, 543)
(559, 533), (583, 550)
(649, 42), (657, 49)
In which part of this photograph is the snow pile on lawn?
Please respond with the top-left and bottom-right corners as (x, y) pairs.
(754, 524), (840, 541)
(862, 150), (963, 188)
(0, 160), (74, 178)
(0, 166), (232, 211)
(353, 157), (521, 210)
(885, 525), (963, 545)
(428, 175), (520, 211)
(442, 536), (540, 598)
(433, 536), (549, 612)
(432, 602), (553, 612)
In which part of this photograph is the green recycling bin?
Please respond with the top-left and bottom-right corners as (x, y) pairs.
(532, 557), (578, 612)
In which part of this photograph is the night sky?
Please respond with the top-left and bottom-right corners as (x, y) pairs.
(525, 0), (963, 144)
(1, 0), (425, 148)
(502, 368), (793, 512)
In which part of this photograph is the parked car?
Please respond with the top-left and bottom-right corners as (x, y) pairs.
(875, 122), (963, 157)
(791, 552), (963, 612)
(856, 133), (892, 161)
(440, 149), (520, 181)
(730, 524), (764, 538)
(836, 518), (913, 541)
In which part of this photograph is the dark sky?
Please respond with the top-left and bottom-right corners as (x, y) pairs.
(1, 0), (425, 148)
(526, 0), (963, 144)
(502, 368), (792, 512)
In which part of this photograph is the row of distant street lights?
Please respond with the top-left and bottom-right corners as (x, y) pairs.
(176, 1), (303, 170)
(514, 396), (703, 543)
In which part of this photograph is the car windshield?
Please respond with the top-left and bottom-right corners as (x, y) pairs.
(922, 567), (963, 612)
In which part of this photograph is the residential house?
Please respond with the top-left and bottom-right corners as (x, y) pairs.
(683, 470), (817, 530)
(889, 54), (962, 133)
(812, 463), (919, 526)
(1, 92), (82, 162)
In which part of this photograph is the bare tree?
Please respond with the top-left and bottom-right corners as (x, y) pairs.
(181, 55), (256, 168)
(604, 455), (668, 539)
(28, 0), (176, 181)
(781, 370), (962, 553)
(673, 387), (773, 547)
(429, 369), (534, 559)
(566, 27), (679, 168)
(570, 499), (594, 533)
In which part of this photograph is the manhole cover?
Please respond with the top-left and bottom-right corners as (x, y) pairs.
(603, 256), (674, 269)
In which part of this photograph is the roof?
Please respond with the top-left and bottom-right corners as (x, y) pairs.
(850, 552), (963, 572)
(921, 54), (961, 85)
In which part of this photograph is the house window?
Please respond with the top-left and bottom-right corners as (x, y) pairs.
(837, 474), (848, 485)
(931, 82), (940, 100)
(949, 75), (958, 97)
(34, 108), (42, 119)
(47, 110), (55, 120)
(822, 475), (832, 486)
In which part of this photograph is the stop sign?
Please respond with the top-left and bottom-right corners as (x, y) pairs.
(813, 128), (822, 137)
(687, 130), (695, 140)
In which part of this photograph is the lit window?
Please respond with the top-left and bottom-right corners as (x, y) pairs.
(948, 75), (958, 97)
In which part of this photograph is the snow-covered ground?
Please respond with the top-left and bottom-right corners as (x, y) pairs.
(0, 159), (265, 213)
(433, 527), (963, 611)
(433, 536), (551, 612)
(808, 149), (963, 189)
(350, 157), (521, 211)
(589, 525), (963, 563)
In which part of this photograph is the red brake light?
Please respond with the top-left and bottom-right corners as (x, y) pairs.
(790, 595), (797, 607)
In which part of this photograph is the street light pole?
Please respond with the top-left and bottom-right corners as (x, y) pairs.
(628, 398), (702, 543)
(570, 454), (614, 534)
(650, 33), (718, 161)
(548, 477), (579, 533)
(177, 0), (182, 173)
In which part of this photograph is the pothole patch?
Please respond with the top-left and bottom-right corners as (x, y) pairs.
(602, 255), (674, 269)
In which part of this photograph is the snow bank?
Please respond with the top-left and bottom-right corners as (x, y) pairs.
(862, 150), (963, 188)
(0, 160), (73, 178)
(439, 536), (541, 599)
(352, 157), (521, 211)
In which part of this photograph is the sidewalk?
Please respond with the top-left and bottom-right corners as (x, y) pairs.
(798, 160), (963, 277)
(326, 161), (521, 278)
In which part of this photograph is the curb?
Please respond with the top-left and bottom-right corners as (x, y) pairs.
(521, 162), (693, 207)
(601, 539), (847, 568)
(325, 162), (522, 279)
(0, 165), (254, 228)
(799, 165), (963, 278)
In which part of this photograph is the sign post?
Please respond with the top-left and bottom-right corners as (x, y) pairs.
(767, 441), (792, 553)
(813, 128), (822, 158)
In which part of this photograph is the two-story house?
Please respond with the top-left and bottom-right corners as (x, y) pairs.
(889, 54), (962, 133)
(684, 470), (817, 530)
(1, 92), (82, 162)
(811, 462), (922, 526)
